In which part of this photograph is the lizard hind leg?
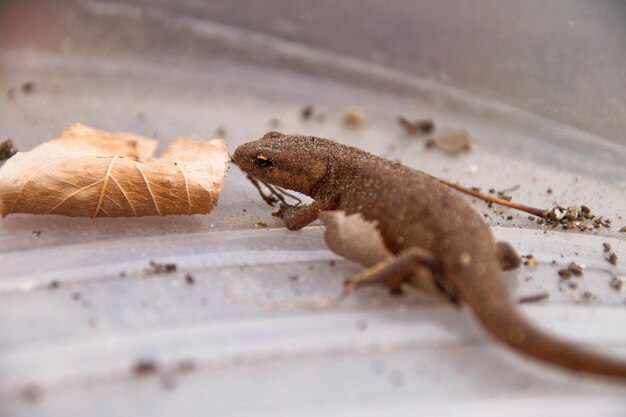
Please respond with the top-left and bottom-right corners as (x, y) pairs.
(319, 211), (452, 301)
(496, 241), (521, 271)
(344, 247), (449, 300)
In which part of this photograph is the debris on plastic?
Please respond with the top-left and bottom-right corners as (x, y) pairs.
(557, 261), (585, 280)
(0, 139), (17, 161)
(521, 254), (538, 267)
(541, 204), (612, 232)
(301, 105), (314, 119)
(132, 359), (159, 377)
(145, 260), (178, 275)
(343, 107), (365, 126)
(518, 292), (550, 304)
(610, 275), (624, 291)
(398, 116), (434, 136)
(425, 129), (474, 154)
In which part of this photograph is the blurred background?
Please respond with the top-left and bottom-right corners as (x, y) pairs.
(1, 1), (625, 416)
(3, 0), (626, 144)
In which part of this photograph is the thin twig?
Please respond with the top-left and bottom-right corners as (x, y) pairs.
(434, 176), (548, 218)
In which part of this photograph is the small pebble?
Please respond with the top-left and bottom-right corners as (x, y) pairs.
(343, 107), (365, 126)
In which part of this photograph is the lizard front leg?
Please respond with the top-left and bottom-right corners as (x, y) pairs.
(272, 202), (322, 230)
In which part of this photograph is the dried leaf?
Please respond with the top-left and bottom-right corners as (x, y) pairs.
(0, 123), (229, 217)
(319, 210), (393, 267)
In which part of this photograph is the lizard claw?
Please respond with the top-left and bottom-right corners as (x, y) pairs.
(271, 203), (290, 219)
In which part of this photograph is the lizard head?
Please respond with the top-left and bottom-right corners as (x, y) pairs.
(233, 131), (329, 196)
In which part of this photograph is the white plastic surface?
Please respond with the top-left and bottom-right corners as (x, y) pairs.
(1, 1), (626, 416)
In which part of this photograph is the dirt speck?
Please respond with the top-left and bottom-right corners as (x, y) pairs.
(21, 82), (35, 94)
(215, 126), (226, 138)
(0, 139), (17, 160)
(269, 118), (281, 128)
(518, 292), (550, 303)
(398, 116), (434, 135)
(522, 254), (537, 267)
(343, 107), (365, 126)
(301, 105), (314, 119)
(558, 262), (585, 280)
(145, 260), (177, 274)
(578, 290), (595, 304)
(610, 276), (624, 291)
(20, 384), (43, 403)
(132, 359), (159, 377)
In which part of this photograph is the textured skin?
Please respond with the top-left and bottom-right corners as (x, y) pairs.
(234, 132), (626, 379)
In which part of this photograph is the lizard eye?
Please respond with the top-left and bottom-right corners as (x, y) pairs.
(255, 153), (274, 168)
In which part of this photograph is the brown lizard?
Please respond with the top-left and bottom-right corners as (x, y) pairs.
(233, 131), (626, 379)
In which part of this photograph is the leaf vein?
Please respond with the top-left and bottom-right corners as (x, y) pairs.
(9, 156), (91, 213)
(93, 156), (118, 218)
(132, 160), (161, 215)
(172, 159), (192, 215)
(109, 175), (137, 217)
(46, 180), (104, 214)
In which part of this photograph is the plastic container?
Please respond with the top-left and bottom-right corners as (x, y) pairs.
(1, 1), (625, 416)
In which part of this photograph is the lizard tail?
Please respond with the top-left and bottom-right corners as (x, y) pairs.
(448, 255), (626, 379)
(473, 295), (626, 379)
